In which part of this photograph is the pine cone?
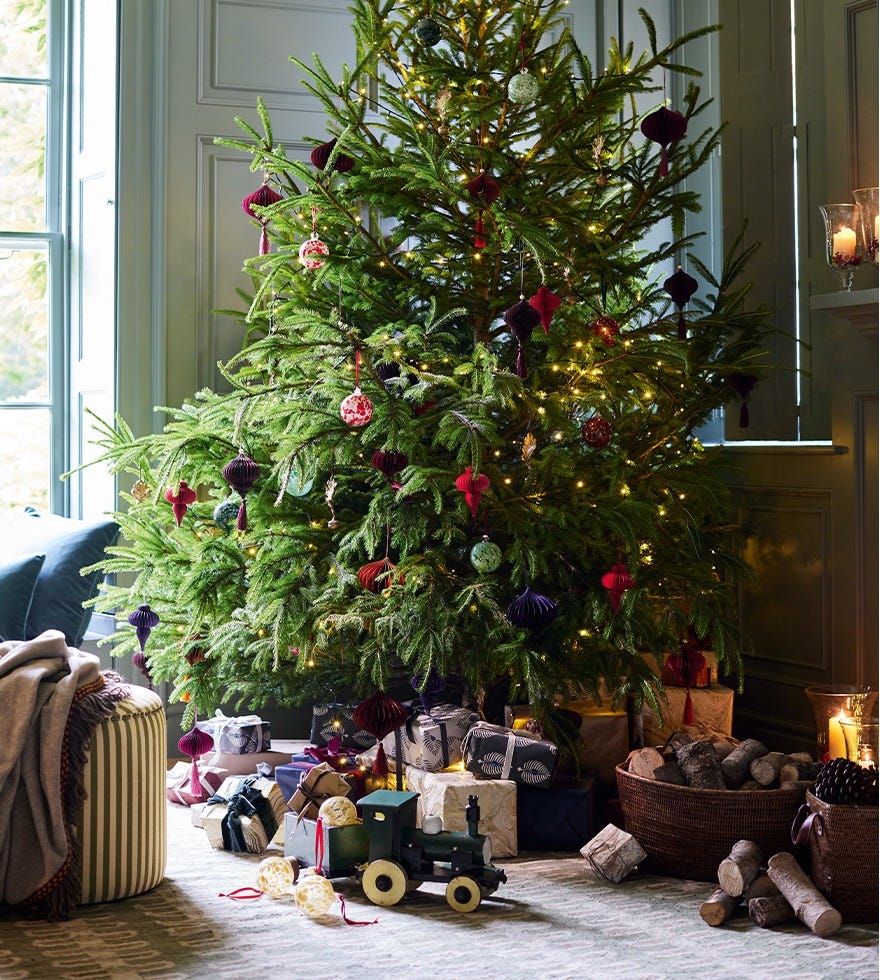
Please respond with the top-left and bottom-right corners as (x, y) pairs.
(814, 757), (879, 806)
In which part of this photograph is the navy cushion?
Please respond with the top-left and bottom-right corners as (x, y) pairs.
(3, 507), (119, 646)
(0, 552), (46, 642)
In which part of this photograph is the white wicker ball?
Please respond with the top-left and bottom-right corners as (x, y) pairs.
(255, 855), (298, 898)
(295, 872), (336, 917)
(317, 794), (358, 828)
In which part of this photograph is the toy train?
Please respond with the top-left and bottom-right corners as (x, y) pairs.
(286, 789), (507, 912)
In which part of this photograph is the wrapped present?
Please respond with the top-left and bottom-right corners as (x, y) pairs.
(382, 702), (480, 772)
(275, 740), (368, 805)
(286, 762), (353, 820)
(196, 710), (271, 754)
(165, 760), (229, 806)
(559, 701), (631, 784)
(284, 813), (369, 877)
(202, 748), (290, 775)
(462, 721), (558, 787)
(639, 682), (734, 746)
(405, 765), (518, 858)
(310, 702), (377, 750)
(517, 775), (597, 851)
(201, 775), (288, 853)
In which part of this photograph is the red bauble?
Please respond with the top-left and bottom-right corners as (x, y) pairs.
(529, 286), (562, 334)
(164, 480), (197, 526)
(455, 466), (490, 519)
(357, 557), (399, 593)
(340, 388), (374, 426)
(581, 416), (612, 448)
(592, 315), (620, 346)
(601, 562), (634, 614)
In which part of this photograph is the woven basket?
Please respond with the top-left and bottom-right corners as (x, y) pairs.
(791, 790), (879, 923)
(615, 764), (806, 881)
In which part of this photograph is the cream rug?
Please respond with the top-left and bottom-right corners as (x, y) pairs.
(0, 802), (876, 979)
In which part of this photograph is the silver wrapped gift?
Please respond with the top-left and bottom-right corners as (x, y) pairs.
(382, 702), (480, 772)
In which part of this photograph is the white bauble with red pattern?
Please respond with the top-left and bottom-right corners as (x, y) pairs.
(299, 234), (329, 270)
(340, 387), (373, 426)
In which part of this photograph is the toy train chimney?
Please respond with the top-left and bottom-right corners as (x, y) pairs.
(465, 794), (480, 837)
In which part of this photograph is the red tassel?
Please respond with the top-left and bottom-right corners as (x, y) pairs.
(515, 344), (528, 378)
(683, 689), (695, 725)
(372, 742), (389, 776)
(474, 213), (487, 248)
(259, 227), (270, 255)
(188, 758), (202, 799)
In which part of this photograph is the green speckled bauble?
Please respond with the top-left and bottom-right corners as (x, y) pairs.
(470, 537), (502, 574)
(415, 17), (442, 46)
(213, 499), (240, 530)
(286, 470), (315, 498)
(508, 70), (539, 105)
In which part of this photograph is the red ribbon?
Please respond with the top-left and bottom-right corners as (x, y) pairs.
(315, 817), (325, 874)
(219, 887), (263, 901)
(338, 892), (379, 926)
(303, 735), (358, 764)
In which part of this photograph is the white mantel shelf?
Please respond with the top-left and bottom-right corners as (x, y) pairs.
(810, 287), (878, 338)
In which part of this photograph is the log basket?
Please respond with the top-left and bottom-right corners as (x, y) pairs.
(615, 764), (806, 881)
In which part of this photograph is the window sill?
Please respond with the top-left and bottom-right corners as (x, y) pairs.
(810, 287), (878, 338)
(714, 441), (847, 456)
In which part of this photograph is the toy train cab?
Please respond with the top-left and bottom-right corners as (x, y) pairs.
(357, 789), (507, 913)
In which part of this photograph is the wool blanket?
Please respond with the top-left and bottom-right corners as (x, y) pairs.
(0, 631), (128, 919)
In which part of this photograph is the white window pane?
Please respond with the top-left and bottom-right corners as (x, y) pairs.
(0, 245), (48, 402)
(0, 0), (48, 78)
(0, 407), (50, 512)
(0, 82), (47, 233)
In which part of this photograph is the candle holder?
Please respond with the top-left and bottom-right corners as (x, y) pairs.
(804, 686), (877, 762)
(841, 716), (879, 768)
(819, 203), (862, 290)
(852, 187), (879, 265)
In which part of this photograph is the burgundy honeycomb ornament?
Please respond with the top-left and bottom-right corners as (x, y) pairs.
(310, 137), (355, 173)
(601, 562), (634, 614)
(223, 449), (261, 531)
(242, 181), (282, 255)
(640, 105), (687, 177)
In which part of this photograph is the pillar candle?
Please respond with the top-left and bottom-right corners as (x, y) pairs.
(832, 226), (857, 260)
(828, 711), (848, 759)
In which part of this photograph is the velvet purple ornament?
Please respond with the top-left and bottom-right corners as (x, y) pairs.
(371, 450), (408, 489)
(178, 725), (216, 801)
(241, 182), (283, 255)
(128, 603), (160, 652)
(640, 105), (687, 177)
(466, 170), (500, 204)
(223, 449), (261, 531)
(310, 137), (355, 174)
(663, 266), (699, 339)
(727, 372), (758, 428)
(506, 586), (559, 631)
(410, 670), (446, 714)
(504, 299), (542, 378)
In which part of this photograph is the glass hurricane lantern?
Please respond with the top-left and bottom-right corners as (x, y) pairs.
(819, 203), (862, 290)
(852, 187), (879, 265)
(804, 686), (877, 762)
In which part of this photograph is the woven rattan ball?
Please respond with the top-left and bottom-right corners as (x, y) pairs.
(317, 795), (358, 828)
(255, 856), (299, 898)
(295, 872), (336, 917)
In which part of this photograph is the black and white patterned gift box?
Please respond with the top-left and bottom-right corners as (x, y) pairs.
(462, 721), (558, 787)
(382, 703), (480, 772)
(196, 711), (271, 755)
(310, 702), (377, 750)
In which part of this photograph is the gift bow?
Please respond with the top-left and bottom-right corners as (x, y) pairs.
(303, 735), (358, 763)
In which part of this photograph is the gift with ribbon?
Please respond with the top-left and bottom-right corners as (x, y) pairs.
(286, 762), (353, 820)
(196, 710), (272, 754)
(165, 759), (229, 806)
(461, 721), (558, 787)
(200, 775), (288, 853)
(275, 736), (368, 805)
(382, 702), (480, 773)
(310, 702), (377, 750)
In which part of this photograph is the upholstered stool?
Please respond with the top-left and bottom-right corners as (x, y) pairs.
(76, 685), (167, 903)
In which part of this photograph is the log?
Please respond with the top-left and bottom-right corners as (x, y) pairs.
(742, 874), (779, 901)
(676, 739), (726, 789)
(580, 824), (647, 883)
(779, 779), (816, 793)
(713, 740), (736, 761)
(750, 751), (789, 788)
(627, 747), (665, 780)
(779, 761), (823, 785)
(700, 887), (742, 926)
(738, 780), (761, 791)
(749, 893), (796, 927)
(653, 762), (687, 785)
(718, 840), (763, 897)
(787, 752), (812, 764)
(767, 851), (843, 937)
(720, 738), (769, 789)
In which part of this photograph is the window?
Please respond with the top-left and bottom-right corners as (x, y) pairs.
(0, 0), (117, 520)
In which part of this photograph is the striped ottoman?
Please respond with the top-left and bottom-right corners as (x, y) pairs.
(76, 685), (167, 903)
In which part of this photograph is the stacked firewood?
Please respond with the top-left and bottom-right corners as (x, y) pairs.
(700, 839), (842, 937)
(628, 731), (822, 791)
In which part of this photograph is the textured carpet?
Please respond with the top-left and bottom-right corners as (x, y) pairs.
(0, 802), (876, 980)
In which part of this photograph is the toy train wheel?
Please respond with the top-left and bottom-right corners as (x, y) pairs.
(362, 859), (408, 907)
(445, 875), (482, 913)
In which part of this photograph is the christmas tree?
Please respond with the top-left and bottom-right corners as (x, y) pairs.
(87, 0), (770, 730)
